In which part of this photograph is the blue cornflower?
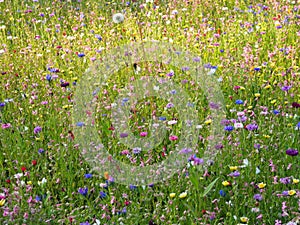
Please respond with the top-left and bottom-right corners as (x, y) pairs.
(158, 116), (166, 121)
(219, 190), (226, 197)
(84, 173), (92, 179)
(46, 74), (52, 81)
(99, 191), (107, 198)
(224, 125), (234, 131)
(76, 122), (85, 127)
(78, 187), (88, 196)
(235, 99), (244, 105)
(129, 184), (137, 190)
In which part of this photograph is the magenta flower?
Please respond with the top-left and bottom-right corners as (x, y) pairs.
(169, 135), (178, 141)
(2, 123), (12, 129)
(140, 132), (148, 137)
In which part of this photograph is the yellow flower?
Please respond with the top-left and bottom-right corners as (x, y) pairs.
(204, 119), (212, 125)
(240, 217), (249, 223)
(254, 93), (261, 98)
(179, 192), (187, 199)
(222, 181), (230, 186)
(229, 166), (238, 171)
(0, 199), (5, 207)
(169, 193), (176, 198)
(288, 190), (296, 196)
(293, 179), (299, 184)
(258, 182), (266, 189)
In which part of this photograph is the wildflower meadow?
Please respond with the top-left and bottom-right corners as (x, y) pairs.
(0, 0), (299, 224)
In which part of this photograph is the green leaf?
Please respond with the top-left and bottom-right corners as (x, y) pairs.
(201, 177), (219, 197)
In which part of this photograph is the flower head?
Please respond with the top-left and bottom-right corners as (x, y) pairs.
(113, 13), (125, 23)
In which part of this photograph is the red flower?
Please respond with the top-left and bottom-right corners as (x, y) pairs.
(21, 166), (26, 172)
(32, 160), (37, 166)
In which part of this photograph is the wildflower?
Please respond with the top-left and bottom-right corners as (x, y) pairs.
(288, 190), (296, 196)
(120, 133), (128, 138)
(240, 217), (249, 223)
(286, 149), (298, 156)
(224, 125), (234, 131)
(169, 135), (178, 141)
(0, 199), (5, 207)
(229, 166), (238, 171)
(292, 179), (299, 184)
(166, 102), (174, 108)
(246, 123), (258, 131)
(169, 193), (176, 198)
(255, 93), (261, 97)
(132, 147), (141, 154)
(140, 132), (147, 137)
(34, 126), (42, 134)
(78, 187), (88, 196)
(253, 194), (263, 201)
(234, 123), (243, 129)
(179, 192), (187, 198)
(112, 13), (124, 23)
(222, 181), (230, 186)
(219, 190), (226, 197)
(257, 182), (266, 189)
(104, 172), (109, 180)
(99, 191), (107, 198)
(235, 99), (244, 105)
(84, 174), (92, 179)
(2, 123), (12, 129)
(204, 119), (212, 125)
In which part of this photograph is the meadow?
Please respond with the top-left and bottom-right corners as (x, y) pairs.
(0, 0), (299, 224)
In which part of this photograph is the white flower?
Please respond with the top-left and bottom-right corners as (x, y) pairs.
(234, 123), (243, 129)
(112, 13), (124, 24)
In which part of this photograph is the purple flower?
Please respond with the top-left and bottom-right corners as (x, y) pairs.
(78, 187), (88, 196)
(279, 177), (291, 184)
(99, 191), (107, 198)
(179, 148), (193, 154)
(120, 133), (128, 138)
(281, 85), (292, 92)
(254, 194), (263, 201)
(246, 123), (258, 131)
(286, 149), (298, 156)
(61, 82), (69, 87)
(80, 222), (90, 225)
(166, 103), (174, 108)
(34, 126), (42, 134)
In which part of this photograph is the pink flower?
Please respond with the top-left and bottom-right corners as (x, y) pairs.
(1, 123), (12, 129)
(169, 135), (178, 141)
(140, 132), (148, 137)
